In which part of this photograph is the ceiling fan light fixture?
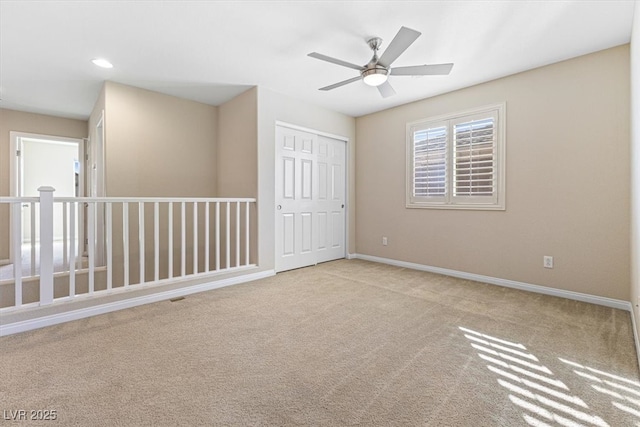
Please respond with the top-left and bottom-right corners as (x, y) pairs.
(362, 67), (388, 87)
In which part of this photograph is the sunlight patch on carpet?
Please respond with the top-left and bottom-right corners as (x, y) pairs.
(460, 326), (611, 427)
(560, 357), (640, 425)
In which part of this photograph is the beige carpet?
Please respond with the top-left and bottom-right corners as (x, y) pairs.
(1, 259), (638, 426)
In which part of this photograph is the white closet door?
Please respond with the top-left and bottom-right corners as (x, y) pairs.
(315, 135), (346, 264)
(275, 126), (346, 272)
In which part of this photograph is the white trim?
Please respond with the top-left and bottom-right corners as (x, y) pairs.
(0, 269), (275, 336)
(351, 253), (631, 311)
(275, 121), (349, 143)
(630, 306), (640, 371)
(93, 111), (106, 197)
(10, 131), (85, 198)
(0, 259), (10, 266)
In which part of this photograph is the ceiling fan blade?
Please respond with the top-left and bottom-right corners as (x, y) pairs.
(319, 76), (362, 91)
(308, 52), (365, 71)
(391, 63), (454, 76)
(377, 81), (396, 98)
(377, 26), (421, 68)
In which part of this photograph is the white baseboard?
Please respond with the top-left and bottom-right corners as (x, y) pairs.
(0, 258), (10, 266)
(351, 253), (631, 311)
(0, 270), (275, 337)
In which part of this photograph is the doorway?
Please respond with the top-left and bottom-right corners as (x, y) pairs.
(275, 124), (347, 272)
(8, 132), (84, 271)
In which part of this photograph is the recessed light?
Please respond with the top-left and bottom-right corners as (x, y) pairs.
(91, 58), (113, 69)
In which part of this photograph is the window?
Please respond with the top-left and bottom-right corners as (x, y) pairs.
(406, 103), (506, 210)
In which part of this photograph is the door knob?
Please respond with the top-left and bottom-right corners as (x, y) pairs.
(341, 204), (345, 208)
(277, 205), (282, 210)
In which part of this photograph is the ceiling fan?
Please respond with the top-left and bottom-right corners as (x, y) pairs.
(308, 26), (453, 98)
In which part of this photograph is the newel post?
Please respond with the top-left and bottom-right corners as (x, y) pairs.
(38, 186), (55, 305)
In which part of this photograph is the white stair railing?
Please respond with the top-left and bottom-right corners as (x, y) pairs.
(0, 188), (256, 311)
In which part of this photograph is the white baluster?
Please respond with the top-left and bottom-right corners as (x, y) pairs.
(205, 202), (210, 272)
(30, 201), (36, 277)
(245, 201), (250, 266)
(12, 202), (22, 307)
(88, 201), (95, 294)
(226, 202), (230, 270)
(106, 202), (113, 291)
(123, 203), (129, 288)
(193, 202), (198, 275)
(236, 201), (240, 268)
(38, 186), (55, 305)
(69, 201), (76, 297)
(168, 202), (173, 279)
(215, 202), (220, 271)
(62, 201), (68, 269)
(154, 202), (159, 282)
(181, 202), (186, 277)
(139, 202), (145, 285)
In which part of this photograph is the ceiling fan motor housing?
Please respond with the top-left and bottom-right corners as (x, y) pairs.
(362, 37), (389, 86)
(367, 37), (383, 52)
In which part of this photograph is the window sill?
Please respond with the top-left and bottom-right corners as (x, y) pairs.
(406, 202), (506, 211)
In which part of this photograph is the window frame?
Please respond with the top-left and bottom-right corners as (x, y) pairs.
(406, 102), (506, 210)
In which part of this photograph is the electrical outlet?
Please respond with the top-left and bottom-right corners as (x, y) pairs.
(543, 256), (554, 269)
(382, 236), (388, 246)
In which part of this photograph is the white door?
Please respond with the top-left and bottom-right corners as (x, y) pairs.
(315, 135), (346, 264)
(275, 126), (346, 272)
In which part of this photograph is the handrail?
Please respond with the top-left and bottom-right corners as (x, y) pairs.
(53, 196), (256, 203)
(0, 197), (39, 203)
(0, 197), (255, 203)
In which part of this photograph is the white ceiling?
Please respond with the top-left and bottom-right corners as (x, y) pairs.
(0, 1), (635, 120)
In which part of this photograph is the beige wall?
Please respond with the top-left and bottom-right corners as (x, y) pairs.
(103, 81), (218, 197)
(355, 45), (630, 301)
(257, 88), (357, 270)
(218, 87), (259, 264)
(218, 87), (258, 198)
(630, 4), (640, 346)
(96, 82), (219, 285)
(0, 109), (87, 260)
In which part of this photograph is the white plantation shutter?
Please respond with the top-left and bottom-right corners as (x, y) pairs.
(413, 125), (447, 198)
(407, 103), (505, 210)
(452, 111), (498, 204)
